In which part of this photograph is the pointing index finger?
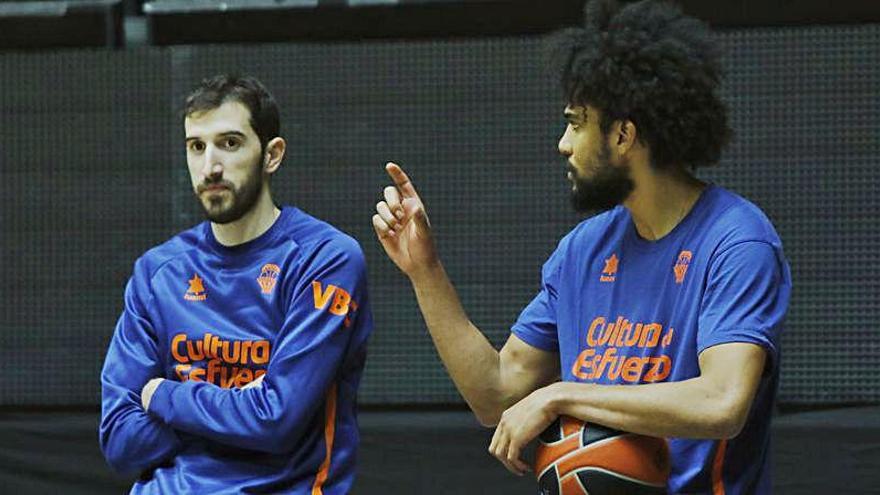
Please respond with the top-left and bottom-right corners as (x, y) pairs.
(386, 162), (419, 199)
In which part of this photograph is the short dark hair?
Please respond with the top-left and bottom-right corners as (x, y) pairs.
(553, 0), (731, 169)
(183, 75), (280, 151)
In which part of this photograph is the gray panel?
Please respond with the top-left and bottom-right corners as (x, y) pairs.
(708, 24), (880, 403)
(0, 50), (173, 405)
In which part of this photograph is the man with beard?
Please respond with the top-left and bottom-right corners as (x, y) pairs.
(372, 1), (789, 493)
(100, 75), (372, 494)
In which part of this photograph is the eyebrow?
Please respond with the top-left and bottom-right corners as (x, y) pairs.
(564, 110), (586, 123)
(185, 131), (247, 142)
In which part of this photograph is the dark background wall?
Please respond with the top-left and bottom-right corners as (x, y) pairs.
(1, 24), (878, 408)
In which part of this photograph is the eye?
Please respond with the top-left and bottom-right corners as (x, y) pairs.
(222, 138), (240, 149)
(189, 141), (205, 152)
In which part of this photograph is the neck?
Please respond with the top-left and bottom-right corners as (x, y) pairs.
(623, 166), (705, 241)
(211, 189), (280, 247)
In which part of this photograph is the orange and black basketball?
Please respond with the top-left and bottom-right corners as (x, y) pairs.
(535, 416), (670, 495)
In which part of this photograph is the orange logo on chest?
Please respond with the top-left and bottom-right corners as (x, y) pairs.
(673, 250), (693, 284)
(600, 254), (619, 283)
(184, 273), (207, 301)
(257, 263), (281, 295)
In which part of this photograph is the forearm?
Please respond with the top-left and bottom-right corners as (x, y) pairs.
(100, 408), (182, 474)
(147, 378), (300, 453)
(547, 378), (747, 439)
(100, 303), (183, 476)
(101, 378), (183, 474)
(409, 264), (508, 422)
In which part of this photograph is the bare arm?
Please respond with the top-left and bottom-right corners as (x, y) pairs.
(489, 342), (766, 474)
(373, 163), (558, 425)
(411, 265), (558, 425)
(549, 342), (766, 438)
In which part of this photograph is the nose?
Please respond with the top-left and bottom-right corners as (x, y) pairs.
(201, 144), (223, 178)
(558, 126), (573, 157)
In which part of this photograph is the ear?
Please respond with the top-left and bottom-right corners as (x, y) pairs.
(610, 119), (637, 156)
(263, 137), (286, 174)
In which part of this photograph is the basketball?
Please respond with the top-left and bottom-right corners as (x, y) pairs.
(534, 416), (670, 495)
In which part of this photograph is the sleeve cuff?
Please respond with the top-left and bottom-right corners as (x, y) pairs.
(698, 329), (779, 371)
(147, 379), (177, 422)
(511, 325), (558, 352)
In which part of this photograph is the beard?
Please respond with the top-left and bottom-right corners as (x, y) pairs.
(195, 155), (265, 224)
(569, 142), (635, 214)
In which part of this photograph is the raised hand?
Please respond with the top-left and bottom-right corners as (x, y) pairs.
(372, 162), (439, 278)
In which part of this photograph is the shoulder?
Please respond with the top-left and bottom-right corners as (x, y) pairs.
(700, 186), (784, 254)
(551, 207), (628, 260)
(134, 223), (205, 281)
(280, 208), (366, 270)
(696, 188), (790, 286)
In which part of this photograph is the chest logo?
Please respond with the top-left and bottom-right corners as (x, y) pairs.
(600, 253), (619, 283)
(184, 273), (207, 301)
(674, 250), (693, 284)
(257, 263), (281, 295)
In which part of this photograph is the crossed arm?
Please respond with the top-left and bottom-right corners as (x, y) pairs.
(100, 272), (184, 475)
(487, 338), (765, 474)
(101, 240), (367, 473)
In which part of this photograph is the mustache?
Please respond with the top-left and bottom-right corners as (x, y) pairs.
(196, 179), (235, 194)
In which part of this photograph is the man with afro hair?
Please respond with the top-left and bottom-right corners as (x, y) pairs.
(372, 1), (790, 493)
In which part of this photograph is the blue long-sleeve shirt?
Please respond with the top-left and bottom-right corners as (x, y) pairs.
(100, 206), (372, 494)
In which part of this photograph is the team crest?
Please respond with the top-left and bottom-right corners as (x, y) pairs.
(257, 263), (281, 295)
(673, 251), (693, 284)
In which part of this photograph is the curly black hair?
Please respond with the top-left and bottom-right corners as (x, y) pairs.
(553, 0), (731, 169)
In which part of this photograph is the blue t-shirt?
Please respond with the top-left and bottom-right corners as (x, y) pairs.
(513, 185), (791, 494)
(100, 206), (372, 494)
